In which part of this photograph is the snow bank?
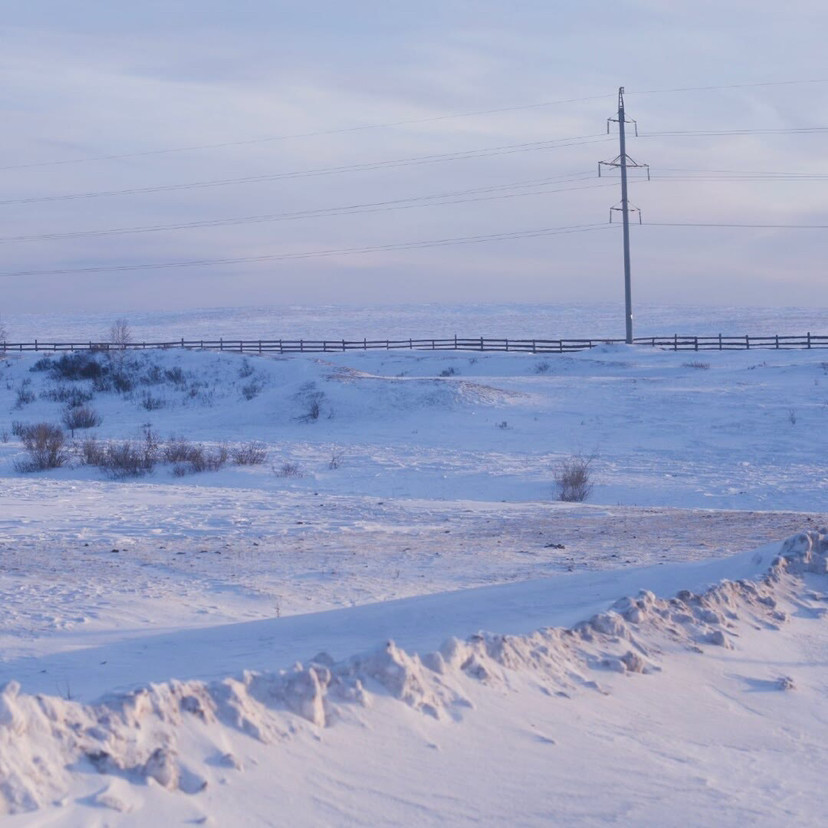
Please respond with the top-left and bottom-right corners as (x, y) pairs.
(2, 529), (826, 816)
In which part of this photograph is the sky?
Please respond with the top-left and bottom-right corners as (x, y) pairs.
(1, 1), (828, 314)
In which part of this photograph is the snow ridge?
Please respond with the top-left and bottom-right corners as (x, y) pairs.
(1, 529), (826, 816)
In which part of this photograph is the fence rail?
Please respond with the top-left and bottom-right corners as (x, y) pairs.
(1, 333), (827, 355)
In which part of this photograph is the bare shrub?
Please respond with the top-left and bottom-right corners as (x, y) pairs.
(535, 361), (551, 374)
(682, 361), (710, 370)
(554, 455), (594, 502)
(788, 408), (797, 425)
(164, 438), (228, 474)
(15, 423), (68, 471)
(231, 442), (267, 465)
(273, 461), (303, 478)
(51, 352), (103, 381)
(98, 440), (157, 479)
(241, 380), (264, 401)
(295, 383), (326, 423)
(328, 450), (345, 470)
(109, 318), (133, 350)
(62, 404), (102, 434)
(164, 366), (187, 387)
(42, 385), (94, 406)
(79, 437), (106, 466)
(30, 356), (53, 372)
(15, 379), (36, 408)
(140, 391), (165, 411)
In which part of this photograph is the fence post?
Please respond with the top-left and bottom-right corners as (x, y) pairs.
(745, 334), (750, 350)
(300, 339), (304, 353)
(363, 338), (367, 350)
(479, 337), (484, 351)
(673, 334), (677, 351)
(409, 338), (412, 349)
(718, 333), (722, 351)
(505, 338), (509, 352)
(454, 334), (457, 350)
(259, 340), (262, 355)
(342, 339), (345, 352)
(807, 331), (811, 349)
(220, 338), (223, 352)
(775, 334), (779, 349)
(35, 339), (38, 352)
(694, 336), (698, 352)
(280, 339), (283, 354)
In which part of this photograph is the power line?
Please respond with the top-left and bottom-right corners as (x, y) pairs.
(642, 127), (828, 138)
(645, 221), (828, 229)
(5, 78), (827, 172)
(0, 223), (616, 279)
(0, 134), (612, 207)
(630, 79), (828, 96)
(0, 176), (613, 245)
(0, 93), (615, 172)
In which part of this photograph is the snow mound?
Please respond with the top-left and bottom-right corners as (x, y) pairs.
(2, 529), (826, 816)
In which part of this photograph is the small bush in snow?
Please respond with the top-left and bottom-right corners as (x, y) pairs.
(97, 440), (157, 479)
(30, 356), (53, 372)
(163, 438), (228, 474)
(42, 385), (94, 406)
(62, 404), (102, 434)
(439, 367), (457, 377)
(535, 361), (551, 374)
(15, 379), (36, 408)
(79, 437), (106, 466)
(328, 450), (345, 470)
(554, 455), (594, 503)
(164, 366), (187, 387)
(788, 408), (797, 425)
(239, 359), (254, 378)
(231, 442), (267, 465)
(295, 383), (327, 423)
(241, 379), (264, 401)
(11, 420), (27, 437)
(140, 391), (166, 411)
(683, 361), (710, 370)
(15, 422), (68, 471)
(51, 352), (104, 381)
(273, 461), (303, 478)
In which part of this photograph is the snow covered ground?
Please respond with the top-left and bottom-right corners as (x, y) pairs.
(2, 316), (828, 825)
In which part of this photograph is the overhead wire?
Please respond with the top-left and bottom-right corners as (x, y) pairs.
(0, 175), (614, 244)
(0, 134), (612, 206)
(0, 92), (615, 172)
(5, 78), (828, 172)
(0, 223), (617, 279)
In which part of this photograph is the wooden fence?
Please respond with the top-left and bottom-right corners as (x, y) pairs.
(1, 333), (827, 355)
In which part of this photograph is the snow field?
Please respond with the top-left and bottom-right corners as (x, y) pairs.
(2, 341), (828, 823)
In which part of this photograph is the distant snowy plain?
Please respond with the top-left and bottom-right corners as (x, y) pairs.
(2, 304), (828, 826)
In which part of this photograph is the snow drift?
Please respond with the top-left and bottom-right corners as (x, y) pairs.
(2, 529), (825, 817)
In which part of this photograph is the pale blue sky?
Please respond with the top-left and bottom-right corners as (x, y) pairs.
(1, 1), (827, 313)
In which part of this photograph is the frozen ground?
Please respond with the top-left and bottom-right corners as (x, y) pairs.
(2, 331), (828, 824)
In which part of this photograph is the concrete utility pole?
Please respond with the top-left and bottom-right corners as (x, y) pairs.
(599, 87), (649, 344)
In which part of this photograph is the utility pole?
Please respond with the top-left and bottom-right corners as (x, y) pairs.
(599, 87), (649, 344)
